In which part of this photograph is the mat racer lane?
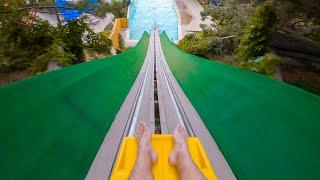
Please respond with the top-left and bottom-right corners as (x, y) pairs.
(87, 28), (159, 180)
(86, 31), (155, 180)
(154, 28), (236, 179)
(87, 27), (235, 179)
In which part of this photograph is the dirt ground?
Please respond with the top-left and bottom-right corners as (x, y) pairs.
(0, 70), (30, 87)
(281, 63), (320, 95)
(175, 0), (193, 25)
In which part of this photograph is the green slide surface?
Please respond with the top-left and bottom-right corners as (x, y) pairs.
(160, 33), (320, 179)
(0, 33), (149, 179)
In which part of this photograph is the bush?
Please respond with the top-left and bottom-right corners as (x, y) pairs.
(178, 29), (239, 57)
(95, 2), (128, 18)
(178, 33), (214, 57)
(84, 29), (112, 55)
(241, 53), (282, 76)
(237, 2), (278, 61)
(201, 2), (253, 37)
(31, 40), (74, 73)
(57, 19), (88, 64)
(104, 23), (114, 32)
(0, 15), (113, 74)
(0, 18), (54, 72)
(306, 28), (320, 42)
(0, 2), (121, 77)
(110, 2), (128, 18)
(211, 35), (240, 55)
(179, 1), (253, 57)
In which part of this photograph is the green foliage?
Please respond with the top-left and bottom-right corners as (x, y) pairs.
(84, 29), (112, 54)
(211, 35), (240, 55)
(108, 2), (127, 18)
(178, 26), (240, 57)
(306, 28), (320, 42)
(237, 2), (277, 61)
(94, 0), (109, 18)
(179, 0), (254, 57)
(31, 40), (74, 73)
(102, 23), (113, 37)
(241, 53), (282, 76)
(118, 35), (125, 50)
(0, 17), (55, 72)
(201, 2), (253, 37)
(94, 1), (127, 18)
(178, 33), (214, 57)
(189, 0), (320, 61)
(0, 2), (114, 74)
(57, 18), (112, 62)
(104, 23), (114, 31)
(274, 0), (320, 20)
(57, 18), (87, 64)
(74, 0), (97, 10)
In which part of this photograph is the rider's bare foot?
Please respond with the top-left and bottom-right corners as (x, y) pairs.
(169, 124), (205, 180)
(169, 124), (189, 166)
(129, 122), (157, 180)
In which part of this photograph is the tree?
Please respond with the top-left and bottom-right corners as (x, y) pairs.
(0, 13), (55, 72)
(0, 1), (112, 75)
(94, 1), (127, 18)
(179, 0), (254, 56)
(201, 1), (253, 38)
(57, 19), (87, 64)
(84, 29), (112, 55)
(237, 2), (278, 61)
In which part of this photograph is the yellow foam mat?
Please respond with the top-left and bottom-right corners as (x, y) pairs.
(110, 135), (217, 180)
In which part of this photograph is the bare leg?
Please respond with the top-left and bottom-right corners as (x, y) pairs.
(169, 124), (206, 180)
(129, 122), (157, 180)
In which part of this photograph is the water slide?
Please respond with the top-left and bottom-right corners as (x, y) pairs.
(0, 30), (320, 179)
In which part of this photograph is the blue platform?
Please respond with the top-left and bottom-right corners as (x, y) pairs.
(55, 0), (98, 21)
